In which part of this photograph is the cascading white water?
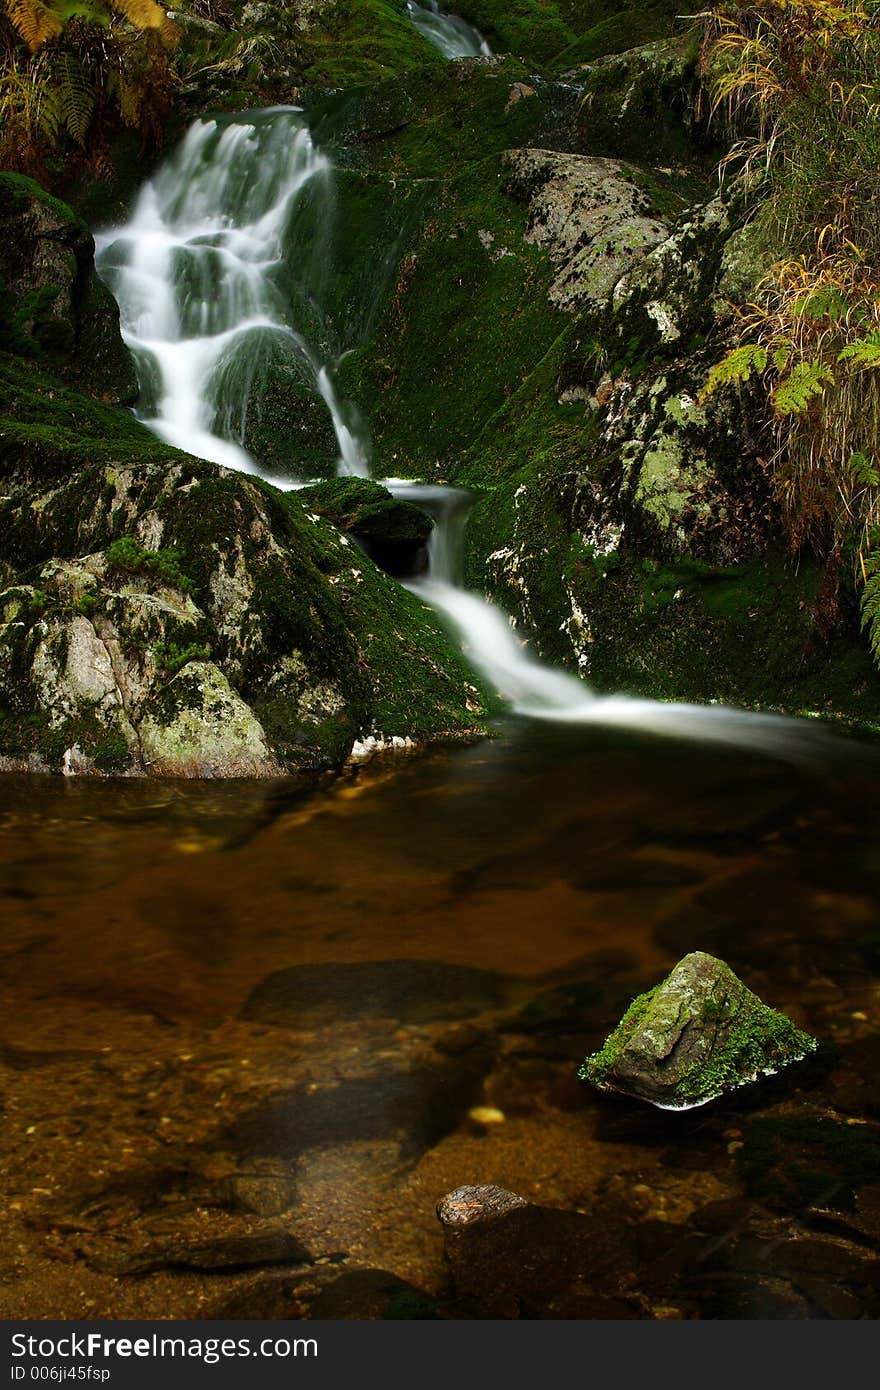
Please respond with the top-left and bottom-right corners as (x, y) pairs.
(386, 481), (847, 762)
(97, 108), (848, 763)
(95, 107), (370, 484)
(406, 0), (492, 59)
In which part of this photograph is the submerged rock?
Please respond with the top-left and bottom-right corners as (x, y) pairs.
(579, 951), (817, 1109)
(242, 959), (509, 1028)
(436, 1184), (639, 1317)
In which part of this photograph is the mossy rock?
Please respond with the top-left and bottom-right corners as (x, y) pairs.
(299, 477), (433, 575)
(0, 359), (490, 776)
(0, 173), (137, 405)
(573, 36), (706, 165)
(579, 951), (817, 1109)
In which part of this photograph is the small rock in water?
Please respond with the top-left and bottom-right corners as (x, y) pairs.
(436, 1185), (638, 1317)
(579, 951), (817, 1110)
(437, 1185), (527, 1227)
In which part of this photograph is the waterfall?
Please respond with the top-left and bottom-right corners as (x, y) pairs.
(385, 482), (846, 762)
(406, 1), (492, 59)
(95, 108), (370, 484)
(97, 109), (846, 764)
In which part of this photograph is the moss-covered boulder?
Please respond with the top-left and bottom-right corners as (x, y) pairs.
(573, 35), (705, 164)
(579, 951), (817, 1109)
(0, 357), (487, 777)
(299, 476), (433, 575)
(0, 173), (137, 404)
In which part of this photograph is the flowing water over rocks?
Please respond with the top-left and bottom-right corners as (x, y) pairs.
(95, 105), (864, 768)
(406, 1), (492, 60)
(96, 109), (370, 484)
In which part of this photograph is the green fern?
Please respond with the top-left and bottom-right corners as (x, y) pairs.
(860, 545), (880, 662)
(792, 285), (849, 322)
(847, 451), (880, 488)
(50, 49), (93, 146)
(838, 331), (880, 369)
(701, 343), (768, 401)
(771, 360), (833, 415)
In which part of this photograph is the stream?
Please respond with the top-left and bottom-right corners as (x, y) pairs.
(1, 102), (877, 1321)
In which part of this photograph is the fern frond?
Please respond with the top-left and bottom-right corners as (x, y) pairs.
(771, 360), (834, 415)
(49, 48), (94, 145)
(4, 0), (65, 50)
(700, 343), (768, 401)
(838, 334), (880, 369)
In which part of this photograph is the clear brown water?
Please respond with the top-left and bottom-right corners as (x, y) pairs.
(1, 721), (879, 1319)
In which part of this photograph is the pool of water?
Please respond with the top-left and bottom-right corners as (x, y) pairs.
(1, 721), (878, 1318)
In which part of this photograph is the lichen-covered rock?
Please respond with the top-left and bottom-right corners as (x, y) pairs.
(503, 148), (670, 309)
(0, 173), (137, 404)
(579, 951), (817, 1109)
(138, 662), (280, 777)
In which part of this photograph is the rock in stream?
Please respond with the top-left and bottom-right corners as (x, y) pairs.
(579, 951), (817, 1109)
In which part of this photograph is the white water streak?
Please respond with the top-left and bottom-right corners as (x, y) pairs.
(95, 109), (369, 483)
(406, 0), (492, 58)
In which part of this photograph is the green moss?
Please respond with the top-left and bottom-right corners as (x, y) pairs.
(455, 0), (575, 64)
(302, 0), (445, 86)
(0, 172), (84, 232)
(0, 353), (178, 472)
(579, 957), (816, 1108)
(105, 537), (194, 594)
(0, 704), (133, 774)
(153, 640), (211, 675)
(548, 1), (685, 71)
(299, 477), (433, 543)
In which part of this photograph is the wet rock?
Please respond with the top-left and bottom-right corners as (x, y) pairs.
(138, 661), (281, 778)
(0, 444), (488, 776)
(0, 172), (137, 402)
(580, 952), (817, 1109)
(308, 1268), (440, 1319)
(222, 1043), (495, 1163)
(228, 1163), (299, 1217)
(241, 959), (509, 1028)
(574, 37), (704, 164)
(437, 1184), (528, 1227)
(437, 1185), (639, 1317)
(503, 148), (670, 310)
(299, 478), (434, 578)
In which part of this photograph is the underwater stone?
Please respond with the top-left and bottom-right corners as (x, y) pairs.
(579, 951), (817, 1110)
(437, 1185), (528, 1227)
